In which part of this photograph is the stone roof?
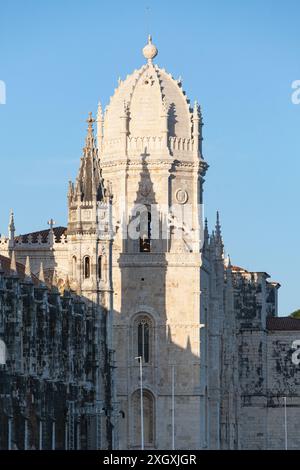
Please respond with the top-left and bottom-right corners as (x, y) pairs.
(267, 316), (300, 331)
(231, 265), (270, 277)
(104, 39), (192, 142)
(0, 254), (39, 284)
(14, 226), (67, 244)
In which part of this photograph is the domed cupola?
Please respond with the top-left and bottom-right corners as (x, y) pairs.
(101, 36), (200, 158)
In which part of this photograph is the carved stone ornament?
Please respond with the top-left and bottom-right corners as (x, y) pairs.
(83, 209), (91, 220)
(99, 210), (106, 220)
(175, 188), (188, 204)
(112, 193), (118, 205)
(143, 74), (155, 86)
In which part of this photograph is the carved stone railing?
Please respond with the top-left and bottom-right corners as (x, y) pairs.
(127, 135), (164, 152)
(0, 233), (67, 250)
(102, 135), (196, 158)
(102, 138), (122, 155)
(169, 136), (194, 152)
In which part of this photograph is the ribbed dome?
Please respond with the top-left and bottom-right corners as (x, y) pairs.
(103, 61), (192, 142)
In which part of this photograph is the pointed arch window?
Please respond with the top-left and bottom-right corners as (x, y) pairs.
(98, 256), (102, 280)
(83, 256), (90, 279)
(135, 316), (152, 364)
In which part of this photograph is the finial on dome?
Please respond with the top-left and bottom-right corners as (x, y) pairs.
(142, 34), (158, 62)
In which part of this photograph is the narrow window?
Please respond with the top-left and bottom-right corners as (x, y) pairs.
(98, 256), (102, 279)
(84, 256), (90, 279)
(137, 319), (150, 363)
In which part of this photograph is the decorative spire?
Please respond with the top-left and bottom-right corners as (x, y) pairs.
(193, 101), (203, 158)
(72, 112), (105, 203)
(8, 209), (15, 240)
(193, 100), (203, 126)
(204, 217), (209, 246)
(142, 34), (158, 62)
(47, 218), (56, 231)
(10, 250), (17, 275)
(97, 102), (103, 120)
(214, 211), (224, 259)
(215, 211), (222, 240)
(85, 112), (95, 147)
(227, 254), (232, 268)
(193, 100), (199, 114)
(38, 262), (45, 284)
(68, 180), (74, 200)
(52, 269), (58, 287)
(210, 230), (216, 253)
(24, 256), (32, 282)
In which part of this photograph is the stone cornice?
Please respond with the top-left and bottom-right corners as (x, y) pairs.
(101, 157), (208, 174)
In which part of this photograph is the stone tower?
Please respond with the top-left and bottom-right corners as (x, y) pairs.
(67, 113), (115, 448)
(67, 112), (113, 307)
(99, 36), (208, 449)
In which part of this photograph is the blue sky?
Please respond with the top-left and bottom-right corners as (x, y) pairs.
(0, 0), (299, 315)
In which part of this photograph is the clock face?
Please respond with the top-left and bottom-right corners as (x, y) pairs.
(175, 188), (188, 204)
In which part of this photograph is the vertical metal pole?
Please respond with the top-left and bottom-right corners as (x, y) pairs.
(52, 421), (55, 450)
(140, 357), (144, 450)
(135, 356), (144, 450)
(76, 419), (80, 450)
(24, 419), (28, 450)
(142, 323), (145, 361)
(39, 421), (43, 450)
(108, 194), (115, 450)
(8, 417), (12, 450)
(172, 365), (175, 450)
(65, 420), (68, 450)
(284, 397), (288, 450)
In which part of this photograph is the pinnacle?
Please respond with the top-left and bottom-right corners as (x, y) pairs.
(39, 262), (45, 284)
(10, 250), (17, 275)
(24, 256), (32, 281)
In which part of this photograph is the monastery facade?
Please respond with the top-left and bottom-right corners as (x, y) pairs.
(0, 37), (300, 450)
